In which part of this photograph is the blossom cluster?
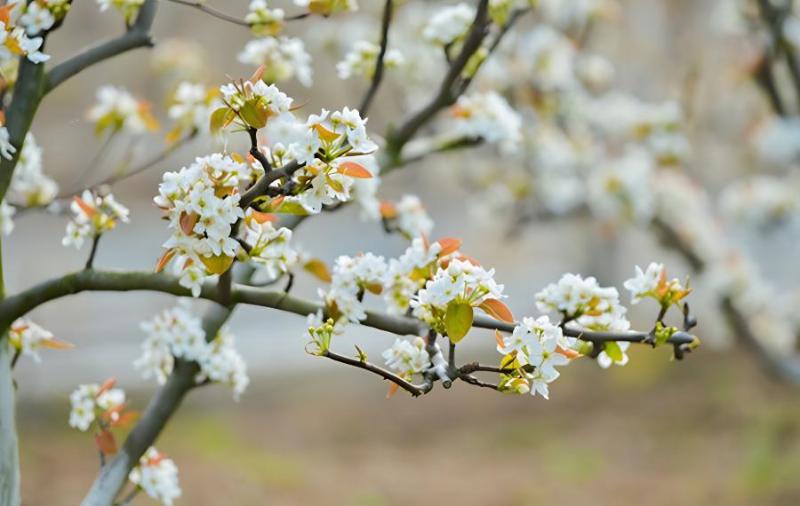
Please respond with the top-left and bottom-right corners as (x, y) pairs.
(411, 258), (506, 340)
(497, 316), (574, 398)
(238, 36), (313, 87)
(321, 253), (388, 323)
(88, 85), (159, 136)
(337, 40), (404, 80)
(128, 447), (182, 506)
(536, 273), (630, 368)
(62, 190), (130, 250)
(68, 380), (128, 432)
(7, 317), (68, 363)
(137, 304), (249, 398)
(0, 4), (50, 66)
(96, 0), (145, 24)
(1, 132), (58, 236)
(167, 81), (220, 138)
(154, 153), (252, 295)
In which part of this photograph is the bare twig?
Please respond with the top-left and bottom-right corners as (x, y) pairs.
(322, 349), (430, 397)
(359, 0), (394, 115)
(84, 236), (101, 270)
(45, 0), (159, 93)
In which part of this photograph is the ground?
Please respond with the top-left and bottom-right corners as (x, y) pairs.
(16, 346), (800, 505)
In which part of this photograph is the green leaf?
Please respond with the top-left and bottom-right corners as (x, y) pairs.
(603, 341), (624, 362)
(445, 302), (473, 343)
(239, 99), (269, 129)
(272, 199), (310, 216)
(209, 107), (232, 134)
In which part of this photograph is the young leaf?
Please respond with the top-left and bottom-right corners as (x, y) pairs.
(155, 248), (176, 273)
(199, 253), (235, 275)
(480, 298), (514, 323)
(445, 302), (474, 343)
(495, 329), (505, 348)
(604, 341), (624, 362)
(386, 382), (400, 399)
(303, 258), (332, 282)
(95, 430), (118, 455)
(179, 212), (199, 236)
(337, 161), (373, 178)
(436, 237), (462, 257)
(209, 107), (232, 134)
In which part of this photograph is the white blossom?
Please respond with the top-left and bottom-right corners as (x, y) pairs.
(129, 447), (182, 506)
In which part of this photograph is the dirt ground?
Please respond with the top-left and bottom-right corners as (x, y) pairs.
(13, 346), (800, 506)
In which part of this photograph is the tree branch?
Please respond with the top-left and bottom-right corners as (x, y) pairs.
(165, 0), (249, 27)
(385, 0), (490, 159)
(45, 0), (159, 94)
(358, 0), (394, 116)
(321, 349), (429, 396)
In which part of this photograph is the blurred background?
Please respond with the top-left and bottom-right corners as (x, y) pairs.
(6, 0), (800, 504)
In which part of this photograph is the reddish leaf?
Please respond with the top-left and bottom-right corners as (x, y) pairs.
(495, 330), (505, 348)
(386, 382), (400, 399)
(73, 196), (96, 218)
(39, 338), (75, 350)
(480, 298), (515, 323)
(95, 430), (118, 456)
(379, 201), (397, 219)
(436, 237), (462, 257)
(337, 161), (373, 178)
(303, 259), (332, 283)
(249, 64), (266, 84)
(96, 378), (117, 398)
(179, 212), (199, 236)
(249, 210), (277, 224)
(557, 346), (581, 360)
(155, 248), (176, 274)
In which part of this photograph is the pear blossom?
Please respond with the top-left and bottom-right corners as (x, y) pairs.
(61, 190), (130, 250)
(0, 20), (50, 64)
(0, 125), (14, 161)
(87, 86), (158, 135)
(238, 36), (313, 87)
(624, 263), (690, 308)
(393, 195), (434, 239)
(168, 82), (219, 135)
(137, 304), (249, 398)
(68, 381), (127, 432)
(423, 3), (476, 46)
(0, 201), (14, 236)
(7, 318), (64, 363)
(597, 341), (630, 368)
(96, 0), (145, 24)
(450, 91), (522, 152)
(497, 316), (574, 399)
(382, 337), (431, 378)
(383, 238), (442, 315)
(241, 209), (299, 283)
(129, 447), (182, 506)
(19, 2), (55, 35)
(246, 0), (285, 36)
(411, 258), (505, 334)
(336, 40), (404, 80)
(535, 273), (630, 332)
(7, 133), (58, 207)
(154, 154), (254, 294)
(294, 0), (358, 16)
(321, 253), (388, 323)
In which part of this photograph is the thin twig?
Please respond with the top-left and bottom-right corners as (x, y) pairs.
(359, 0), (394, 115)
(322, 349), (429, 397)
(84, 236), (101, 270)
(45, 0), (159, 93)
(165, 0), (249, 26)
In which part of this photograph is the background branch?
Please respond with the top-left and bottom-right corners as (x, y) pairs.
(359, 0), (394, 115)
(45, 0), (159, 93)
